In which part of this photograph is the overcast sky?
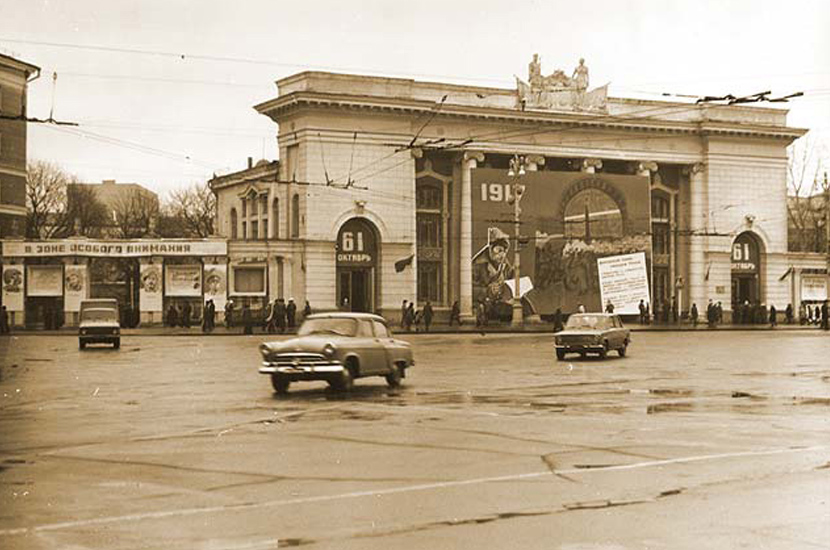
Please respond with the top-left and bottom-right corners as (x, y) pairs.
(2, 0), (828, 197)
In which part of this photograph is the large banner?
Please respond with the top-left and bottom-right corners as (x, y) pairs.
(472, 169), (651, 316)
(3, 239), (227, 258)
(139, 262), (163, 311)
(2, 263), (25, 311)
(64, 265), (88, 312)
(165, 265), (202, 297)
(597, 252), (651, 315)
(801, 276), (827, 301)
(203, 263), (227, 311)
(27, 266), (63, 297)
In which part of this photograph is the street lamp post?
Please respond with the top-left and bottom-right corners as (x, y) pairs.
(508, 154), (526, 326)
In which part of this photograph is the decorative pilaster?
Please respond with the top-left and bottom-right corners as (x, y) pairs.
(459, 151), (485, 319)
(684, 163), (707, 312)
(581, 158), (603, 173)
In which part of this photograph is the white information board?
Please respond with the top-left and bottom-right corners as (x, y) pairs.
(801, 276), (827, 301)
(597, 252), (651, 315)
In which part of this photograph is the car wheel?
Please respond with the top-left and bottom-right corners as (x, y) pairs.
(556, 349), (566, 361)
(598, 342), (608, 359)
(385, 363), (403, 387)
(271, 375), (290, 394)
(114, 339), (120, 350)
(618, 342), (627, 357)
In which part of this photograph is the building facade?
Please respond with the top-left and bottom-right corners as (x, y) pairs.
(0, 53), (40, 238)
(209, 59), (807, 323)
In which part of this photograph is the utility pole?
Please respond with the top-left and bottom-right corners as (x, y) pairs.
(508, 154), (526, 327)
(825, 172), (829, 293)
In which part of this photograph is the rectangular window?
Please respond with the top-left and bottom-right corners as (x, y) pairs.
(233, 267), (266, 294)
(251, 221), (259, 240)
(417, 214), (442, 247)
(286, 145), (299, 181)
(251, 197), (258, 217)
(652, 223), (670, 255)
(242, 221), (247, 240)
(261, 217), (268, 240)
(417, 262), (441, 303)
(260, 196), (268, 217)
(241, 200), (247, 218)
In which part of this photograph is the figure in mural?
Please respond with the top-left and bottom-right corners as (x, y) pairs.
(472, 227), (515, 320)
(3, 268), (22, 293)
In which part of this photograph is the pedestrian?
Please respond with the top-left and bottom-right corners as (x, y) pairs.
(577, 303), (586, 313)
(182, 301), (192, 329)
(202, 300), (211, 333)
(785, 303), (793, 324)
(423, 301), (433, 332)
(449, 300), (461, 327)
(821, 300), (829, 331)
(303, 300), (312, 319)
(671, 296), (678, 324)
(242, 303), (253, 335)
(341, 296), (350, 311)
(167, 303), (179, 327)
(716, 301), (723, 325)
(404, 302), (416, 331)
(644, 302), (650, 325)
(690, 303), (699, 327)
(207, 300), (216, 332)
(275, 298), (287, 333)
(400, 300), (408, 327)
(265, 299), (277, 333)
(224, 300), (234, 329)
(605, 300), (614, 314)
(0, 305), (9, 334)
(475, 300), (483, 328)
(553, 307), (564, 332)
(769, 304), (777, 327)
(638, 299), (646, 325)
(706, 299), (715, 328)
(286, 298), (297, 330)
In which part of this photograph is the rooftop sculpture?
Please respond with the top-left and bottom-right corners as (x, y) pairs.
(517, 55), (607, 113)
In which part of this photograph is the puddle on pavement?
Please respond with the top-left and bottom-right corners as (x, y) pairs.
(647, 402), (695, 414)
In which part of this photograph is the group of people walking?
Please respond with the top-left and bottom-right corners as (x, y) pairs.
(399, 300), (436, 332)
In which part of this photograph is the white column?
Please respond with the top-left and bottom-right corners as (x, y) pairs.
(459, 151), (484, 320)
(686, 163), (706, 313)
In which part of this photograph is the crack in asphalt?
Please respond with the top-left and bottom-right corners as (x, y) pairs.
(295, 433), (532, 456)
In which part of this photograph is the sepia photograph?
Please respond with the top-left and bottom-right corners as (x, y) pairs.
(1, 1), (829, 548)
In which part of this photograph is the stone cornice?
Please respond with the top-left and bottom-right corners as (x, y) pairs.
(256, 91), (807, 141)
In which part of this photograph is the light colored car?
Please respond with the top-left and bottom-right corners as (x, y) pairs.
(554, 313), (630, 360)
(258, 312), (414, 394)
(79, 299), (121, 350)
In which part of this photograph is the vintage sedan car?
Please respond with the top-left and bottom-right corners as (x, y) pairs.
(78, 299), (121, 349)
(554, 313), (630, 360)
(258, 312), (414, 394)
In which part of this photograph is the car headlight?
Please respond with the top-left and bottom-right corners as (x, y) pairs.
(259, 343), (271, 358)
(554, 336), (561, 345)
(113, 328), (120, 335)
(80, 328), (87, 335)
(323, 343), (336, 358)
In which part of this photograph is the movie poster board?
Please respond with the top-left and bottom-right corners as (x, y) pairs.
(165, 265), (202, 297)
(63, 265), (88, 312)
(2, 263), (25, 311)
(203, 263), (227, 311)
(26, 265), (63, 297)
(471, 169), (651, 316)
(139, 262), (163, 311)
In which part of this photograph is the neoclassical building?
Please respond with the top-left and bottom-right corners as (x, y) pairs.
(211, 57), (808, 322)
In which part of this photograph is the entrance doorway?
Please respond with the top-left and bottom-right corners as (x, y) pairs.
(730, 231), (762, 311)
(338, 268), (373, 312)
(336, 218), (379, 313)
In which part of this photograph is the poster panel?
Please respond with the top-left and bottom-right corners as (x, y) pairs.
(597, 252), (651, 315)
(139, 263), (163, 311)
(203, 263), (227, 311)
(2, 263), (25, 311)
(27, 265), (63, 297)
(801, 276), (827, 301)
(165, 265), (202, 297)
(64, 265), (88, 312)
(471, 169), (651, 316)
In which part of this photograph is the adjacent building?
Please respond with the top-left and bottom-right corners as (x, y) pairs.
(0, 53), (40, 238)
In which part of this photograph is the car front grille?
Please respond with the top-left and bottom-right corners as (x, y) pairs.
(84, 327), (118, 335)
(267, 352), (333, 367)
(559, 335), (597, 345)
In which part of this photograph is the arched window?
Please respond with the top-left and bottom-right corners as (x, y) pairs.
(291, 193), (300, 238)
(272, 198), (280, 239)
(564, 188), (622, 241)
(230, 208), (238, 239)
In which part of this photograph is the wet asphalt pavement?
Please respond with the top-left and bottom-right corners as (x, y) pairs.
(1, 331), (829, 549)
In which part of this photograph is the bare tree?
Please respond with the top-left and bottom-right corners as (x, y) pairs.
(165, 183), (216, 238)
(65, 185), (109, 238)
(25, 160), (73, 239)
(787, 134), (826, 252)
(111, 188), (160, 238)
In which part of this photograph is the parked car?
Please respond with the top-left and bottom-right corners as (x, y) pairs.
(554, 313), (630, 360)
(259, 312), (414, 394)
(79, 299), (121, 349)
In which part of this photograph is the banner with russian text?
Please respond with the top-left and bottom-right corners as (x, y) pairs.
(27, 266), (63, 297)
(64, 265), (88, 312)
(165, 265), (202, 297)
(2, 239), (227, 258)
(597, 252), (651, 315)
(2, 263), (25, 311)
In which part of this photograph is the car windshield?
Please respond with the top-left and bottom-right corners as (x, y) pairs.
(298, 318), (357, 337)
(566, 314), (610, 330)
(81, 309), (118, 323)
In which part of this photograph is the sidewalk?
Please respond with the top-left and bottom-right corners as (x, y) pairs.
(3, 321), (825, 337)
